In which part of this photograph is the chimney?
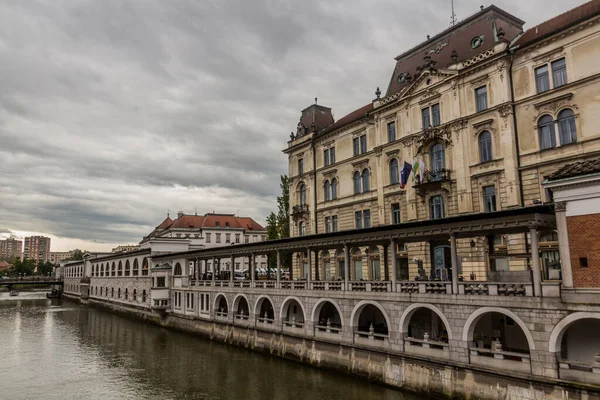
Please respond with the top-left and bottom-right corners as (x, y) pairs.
(177, 210), (184, 219)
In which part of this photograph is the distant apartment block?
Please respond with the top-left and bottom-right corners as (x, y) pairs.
(0, 238), (22, 260)
(49, 251), (73, 264)
(23, 236), (51, 264)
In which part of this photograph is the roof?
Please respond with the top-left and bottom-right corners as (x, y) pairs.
(546, 158), (600, 181)
(299, 104), (335, 133)
(153, 213), (265, 232)
(320, 103), (373, 135)
(0, 261), (11, 269)
(514, 0), (600, 48)
(171, 215), (205, 229)
(386, 6), (523, 97)
(156, 215), (173, 230)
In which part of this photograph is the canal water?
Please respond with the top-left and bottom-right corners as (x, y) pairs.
(0, 293), (424, 400)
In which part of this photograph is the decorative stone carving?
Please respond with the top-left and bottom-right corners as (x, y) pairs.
(554, 202), (567, 211)
(451, 118), (469, 141)
(420, 87), (440, 102)
(416, 124), (452, 153)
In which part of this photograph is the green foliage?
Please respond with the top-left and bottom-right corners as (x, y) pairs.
(266, 212), (278, 240)
(37, 261), (54, 276)
(276, 175), (290, 239)
(9, 258), (36, 277)
(67, 249), (85, 261)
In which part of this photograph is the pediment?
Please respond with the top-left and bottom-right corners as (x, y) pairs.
(404, 70), (457, 101)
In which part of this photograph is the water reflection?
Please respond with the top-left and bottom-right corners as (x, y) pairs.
(0, 298), (423, 400)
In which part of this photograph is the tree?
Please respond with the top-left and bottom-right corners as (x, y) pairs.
(266, 212), (278, 270)
(12, 258), (35, 277)
(276, 175), (290, 239)
(37, 261), (54, 276)
(67, 249), (85, 261)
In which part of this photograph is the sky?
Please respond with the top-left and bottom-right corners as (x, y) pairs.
(0, 0), (587, 252)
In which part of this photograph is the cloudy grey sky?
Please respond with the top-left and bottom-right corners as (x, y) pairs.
(0, 0), (586, 251)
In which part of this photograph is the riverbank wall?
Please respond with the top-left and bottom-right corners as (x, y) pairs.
(63, 294), (600, 400)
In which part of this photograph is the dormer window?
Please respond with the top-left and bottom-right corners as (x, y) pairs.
(471, 36), (483, 49)
(225, 222), (230, 228)
(215, 222), (220, 228)
(397, 73), (408, 84)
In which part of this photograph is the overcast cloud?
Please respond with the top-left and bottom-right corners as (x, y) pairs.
(0, 0), (586, 251)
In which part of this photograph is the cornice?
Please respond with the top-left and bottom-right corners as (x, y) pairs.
(533, 92), (573, 109)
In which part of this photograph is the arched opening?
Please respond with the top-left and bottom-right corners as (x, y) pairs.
(215, 295), (228, 317)
(174, 263), (182, 276)
(142, 258), (149, 276)
(118, 261), (123, 277)
(538, 114), (556, 150)
(560, 318), (600, 365)
(142, 290), (146, 303)
(100, 263), (104, 277)
(361, 169), (370, 192)
(133, 259), (139, 276)
(256, 297), (275, 324)
(354, 303), (389, 341)
(389, 158), (399, 185)
(125, 288), (128, 300)
(111, 262), (116, 276)
(281, 298), (305, 328)
(125, 260), (131, 276)
(331, 178), (338, 200)
(353, 171), (361, 194)
(313, 300), (342, 334)
(558, 109), (576, 145)
(298, 183), (306, 206)
(430, 143), (445, 172)
(479, 130), (492, 163)
(118, 288), (121, 298)
(298, 221), (306, 237)
(111, 287), (114, 298)
(401, 305), (451, 351)
(324, 180), (330, 201)
(133, 289), (137, 302)
(234, 296), (250, 321)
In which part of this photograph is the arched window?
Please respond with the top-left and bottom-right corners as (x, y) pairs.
(353, 171), (361, 194)
(558, 109), (576, 145)
(331, 178), (338, 200)
(299, 222), (306, 236)
(431, 143), (445, 172)
(389, 159), (399, 184)
(479, 130), (492, 163)
(174, 263), (182, 276)
(361, 169), (370, 193)
(299, 184), (306, 206)
(324, 180), (331, 201)
(538, 114), (556, 150)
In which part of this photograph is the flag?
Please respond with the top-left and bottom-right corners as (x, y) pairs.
(419, 158), (425, 182)
(412, 159), (420, 182)
(400, 162), (413, 189)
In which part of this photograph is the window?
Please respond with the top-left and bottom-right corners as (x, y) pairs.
(156, 277), (166, 288)
(387, 122), (396, 142)
(331, 178), (337, 200)
(538, 114), (556, 150)
(479, 130), (492, 162)
(391, 203), (401, 224)
(325, 217), (331, 233)
(216, 233), (221, 243)
(298, 158), (304, 175)
(475, 86), (487, 112)
(421, 107), (430, 129)
(430, 195), (444, 219)
(389, 159), (399, 184)
(535, 65), (550, 93)
(353, 137), (359, 156)
(299, 184), (307, 205)
(245, 235), (249, 244)
(363, 209), (371, 228)
(299, 222), (305, 236)
(361, 169), (370, 193)
(558, 109), (576, 145)
(422, 103), (440, 129)
(324, 149), (330, 167)
(324, 180), (330, 201)
(225, 233), (231, 243)
(331, 215), (338, 232)
(235, 234), (240, 243)
(580, 257), (589, 268)
(355, 211), (363, 229)
(360, 134), (367, 154)
(552, 58), (567, 88)
(353, 171), (361, 194)
(330, 147), (336, 164)
(483, 186), (496, 212)
(432, 104), (440, 126)
(431, 143), (445, 171)
(206, 233), (211, 243)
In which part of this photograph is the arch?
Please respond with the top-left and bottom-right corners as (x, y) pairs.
(350, 300), (392, 332)
(399, 303), (454, 340)
(232, 294), (250, 313)
(111, 262), (116, 276)
(125, 260), (131, 276)
(213, 293), (229, 314)
(133, 289), (137, 301)
(125, 288), (128, 300)
(430, 143), (445, 171)
(389, 158), (399, 184)
(537, 114), (556, 150)
(298, 221), (305, 236)
(133, 258), (139, 276)
(279, 296), (307, 323)
(142, 290), (146, 303)
(361, 169), (370, 192)
(557, 108), (576, 145)
(462, 307), (535, 351)
(118, 261), (123, 276)
(478, 130), (492, 163)
(353, 171), (361, 194)
(254, 295), (276, 320)
(298, 183), (307, 206)
(311, 298), (344, 326)
(331, 178), (338, 200)
(142, 257), (149, 276)
(174, 262), (182, 276)
(100, 263), (104, 276)
(548, 312), (600, 353)
(324, 180), (331, 201)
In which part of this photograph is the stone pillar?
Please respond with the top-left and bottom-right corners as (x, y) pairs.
(530, 228), (542, 297)
(307, 248), (312, 287)
(230, 254), (235, 283)
(383, 243), (389, 281)
(314, 250), (320, 281)
(555, 202), (573, 288)
(211, 258), (215, 284)
(250, 254), (255, 285)
(391, 239), (397, 292)
(344, 244), (350, 289)
(276, 250), (281, 288)
(450, 234), (458, 294)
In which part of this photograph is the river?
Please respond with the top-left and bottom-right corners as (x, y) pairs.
(0, 293), (424, 400)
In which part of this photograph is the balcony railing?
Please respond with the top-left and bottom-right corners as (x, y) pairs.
(291, 204), (309, 221)
(414, 168), (451, 185)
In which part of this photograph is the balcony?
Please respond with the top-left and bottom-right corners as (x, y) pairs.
(414, 168), (451, 196)
(291, 204), (309, 221)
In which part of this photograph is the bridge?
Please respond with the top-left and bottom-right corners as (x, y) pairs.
(0, 277), (64, 289)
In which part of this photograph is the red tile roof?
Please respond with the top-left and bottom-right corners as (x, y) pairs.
(546, 158), (600, 181)
(160, 213), (265, 231)
(514, 0), (600, 48)
(319, 103), (374, 135)
(170, 215), (205, 229)
(156, 216), (173, 230)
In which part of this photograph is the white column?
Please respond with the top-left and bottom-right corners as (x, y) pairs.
(555, 203), (573, 288)
(450, 234), (458, 294)
(250, 254), (255, 285)
(530, 228), (542, 297)
(344, 244), (350, 289)
(211, 257), (215, 284)
(276, 251), (281, 288)
(390, 239), (398, 292)
(230, 254), (235, 283)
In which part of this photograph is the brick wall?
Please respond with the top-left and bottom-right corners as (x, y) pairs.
(567, 213), (600, 288)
